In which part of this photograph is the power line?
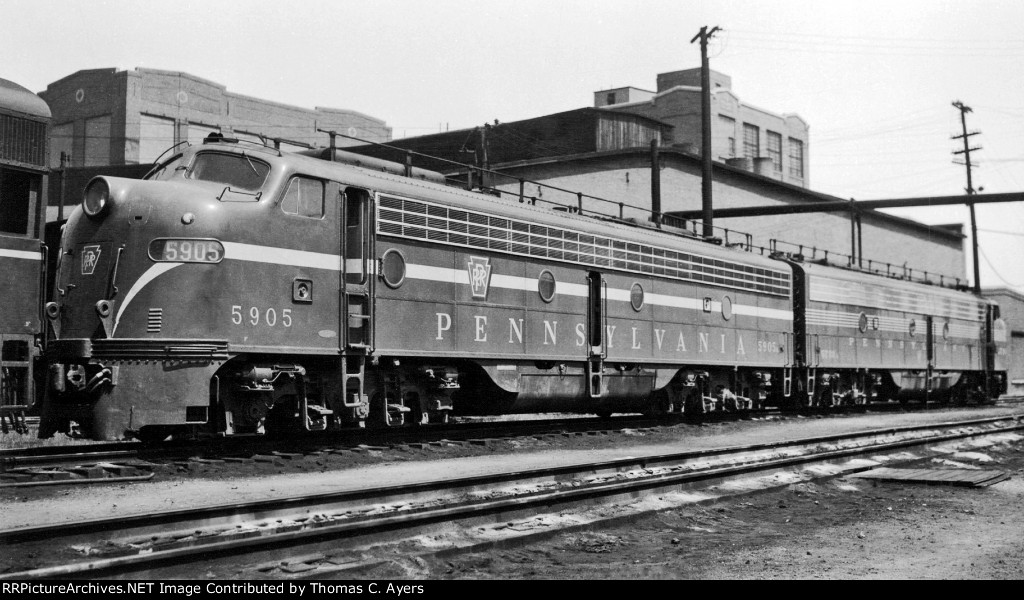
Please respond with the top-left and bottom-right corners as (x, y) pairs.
(722, 29), (1024, 56)
(979, 246), (1023, 287)
(978, 228), (1024, 238)
(726, 28), (1024, 47)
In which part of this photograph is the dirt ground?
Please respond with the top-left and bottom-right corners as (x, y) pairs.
(407, 436), (1024, 580)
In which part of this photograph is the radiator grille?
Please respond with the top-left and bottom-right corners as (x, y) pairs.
(378, 195), (791, 296)
(0, 114), (47, 167)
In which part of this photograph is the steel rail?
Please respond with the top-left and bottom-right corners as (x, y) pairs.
(0, 414), (645, 473)
(0, 401), (1012, 483)
(2, 413), (1021, 579)
(1, 398), (996, 472)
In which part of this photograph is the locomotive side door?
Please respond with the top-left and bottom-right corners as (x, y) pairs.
(586, 271), (606, 398)
(338, 186), (374, 413)
(341, 187), (374, 350)
(925, 315), (934, 400)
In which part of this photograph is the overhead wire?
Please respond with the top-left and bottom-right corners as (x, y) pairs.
(978, 246), (1024, 287)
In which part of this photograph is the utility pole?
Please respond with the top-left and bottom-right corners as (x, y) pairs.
(479, 123), (491, 189)
(650, 137), (662, 228)
(691, 25), (721, 239)
(58, 151), (68, 223)
(951, 100), (982, 294)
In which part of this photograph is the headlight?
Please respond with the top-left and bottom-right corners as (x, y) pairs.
(83, 178), (110, 217)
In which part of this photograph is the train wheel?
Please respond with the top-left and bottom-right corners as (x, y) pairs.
(416, 407), (449, 425)
(801, 390), (815, 408)
(369, 391), (390, 427)
(264, 396), (303, 435)
(369, 391), (406, 427)
(642, 388), (671, 417)
(37, 406), (72, 439)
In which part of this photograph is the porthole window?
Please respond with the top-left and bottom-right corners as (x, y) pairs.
(721, 295), (733, 320)
(942, 322), (950, 339)
(908, 319), (917, 337)
(538, 270), (556, 303)
(630, 282), (645, 312)
(858, 312), (868, 333)
(380, 249), (406, 288)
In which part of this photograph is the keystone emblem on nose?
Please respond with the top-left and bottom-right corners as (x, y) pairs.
(81, 245), (101, 275)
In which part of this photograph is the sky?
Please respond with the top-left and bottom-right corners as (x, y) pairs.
(2, 0), (1022, 294)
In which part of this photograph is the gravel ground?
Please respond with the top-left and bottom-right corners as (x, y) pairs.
(411, 434), (1024, 580)
(3, 406), (1023, 579)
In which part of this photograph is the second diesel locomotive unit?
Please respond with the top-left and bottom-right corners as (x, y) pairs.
(39, 136), (1008, 441)
(0, 78), (50, 433)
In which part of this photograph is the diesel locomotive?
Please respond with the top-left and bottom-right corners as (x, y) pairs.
(0, 78), (49, 433)
(38, 136), (1009, 441)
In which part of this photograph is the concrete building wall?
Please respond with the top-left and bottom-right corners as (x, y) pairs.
(594, 87), (656, 107)
(40, 68), (391, 168)
(607, 86), (703, 152)
(598, 68), (809, 188)
(657, 69), (733, 92)
(491, 149), (966, 283)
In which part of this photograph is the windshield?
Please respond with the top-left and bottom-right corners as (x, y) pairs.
(187, 152), (270, 192)
(144, 154), (184, 181)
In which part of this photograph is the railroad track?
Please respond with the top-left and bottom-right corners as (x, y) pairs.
(2, 412), (1021, 579)
(1, 399), (1016, 482)
(0, 413), (655, 477)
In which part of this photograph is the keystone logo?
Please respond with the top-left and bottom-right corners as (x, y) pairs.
(81, 245), (102, 276)
(467, 256), (492, 299)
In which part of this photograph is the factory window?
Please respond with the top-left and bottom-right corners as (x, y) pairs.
(743, 123), (759, 159)
(187, 122), (221, 147)
(281, 176), (325, 218)
(789, 138), (804, 178)
(718, 115), (736, 157)
(234, 130), (265, 145)
(767, 131), (782, 173)
(84, 115), (111, 166)
(606, 93), (616, 105)
(140, 114), (177, 164)
(49, 122), (73, 168)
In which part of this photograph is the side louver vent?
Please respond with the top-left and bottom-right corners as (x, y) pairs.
(147, 308), (163, 333)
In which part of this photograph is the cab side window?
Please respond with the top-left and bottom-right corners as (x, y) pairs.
(281, 177), (325, 218)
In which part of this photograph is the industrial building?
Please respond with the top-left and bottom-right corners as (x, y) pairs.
(596, 68), (809, 188)
(38, 67), (391, 169)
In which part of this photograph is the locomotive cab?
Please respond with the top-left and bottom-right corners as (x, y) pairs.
(41, 138), (427, 439)
(42, 141), (290, 439)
